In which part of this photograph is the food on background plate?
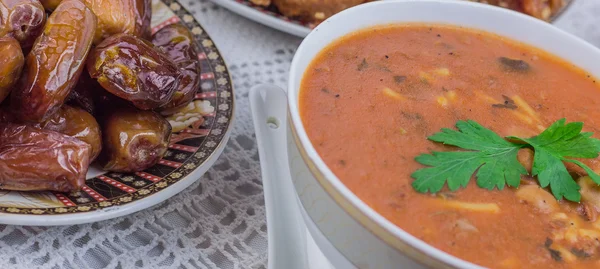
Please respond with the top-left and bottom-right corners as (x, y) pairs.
(272, 0), (369, 25)
(467, 0), (566, 21)
(0, 0), (206, 192)
(11, 0), (96, 122)
(300, 24), (600, 268)
(87, 34), (181, 110)
(250, 0), (568, 25)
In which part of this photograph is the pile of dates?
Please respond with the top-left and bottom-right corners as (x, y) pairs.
(0, 0), (202, 192)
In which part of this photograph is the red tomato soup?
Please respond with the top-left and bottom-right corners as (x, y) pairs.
(299, 25), (600, 269)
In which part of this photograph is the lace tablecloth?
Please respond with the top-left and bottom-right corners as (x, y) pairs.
(1, 0), (599, 268)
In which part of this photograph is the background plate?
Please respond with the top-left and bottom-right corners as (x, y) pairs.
(211, 0), (574, 37)
(0, 0), (235, 226)
(211, 0), (311, 37)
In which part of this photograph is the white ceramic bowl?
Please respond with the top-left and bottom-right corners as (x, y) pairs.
(285, 0), (600, 268)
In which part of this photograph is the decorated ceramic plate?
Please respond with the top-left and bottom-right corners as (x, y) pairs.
(211, 0), (574, 38)
(211, 0), (311, 37)
(0, 0), (234, 226)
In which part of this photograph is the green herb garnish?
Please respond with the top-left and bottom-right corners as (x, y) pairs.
(411, 119), (600, 202)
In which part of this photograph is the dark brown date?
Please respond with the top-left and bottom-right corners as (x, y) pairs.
(0, 37), (24, 104)
(157, 61), (200, 115)
(11, 0), (97, 122)
(36, 105), (102, 161)
(85, 0), (151, 44)
(0, 123), (91, 192)
(152, 23), (201, 115)
(0, 105), (14, 122)
(68, 71), (132, 117)
(152, 23), (199, 63)
(98, 106), (171, 172)
(66, 72), (103, 115)
(87, 34), (181, 110)
(0, 0), (46, 49)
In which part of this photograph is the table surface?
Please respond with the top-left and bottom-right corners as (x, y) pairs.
(2, 0), (600, 268)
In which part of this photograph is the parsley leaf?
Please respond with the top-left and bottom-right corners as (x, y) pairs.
(593, 137), (600, 152)
(412, 118), (600, 202)
(509, 119), (600, 201)
(411, 120), (527, 193)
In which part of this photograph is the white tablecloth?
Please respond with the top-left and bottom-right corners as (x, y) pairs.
(1, 0), (599, 268)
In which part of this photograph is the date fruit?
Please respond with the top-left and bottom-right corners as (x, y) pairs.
(0, 37), (24, 104)
(152, 23), (201, 115)
(0, 105), (14, 122)
(37, 105), (102, 161)
(39, 0), (59, 10)
(98, 106), (171, 172)
(11, 0), (97, 122)
(84, 0), (151, 44)
(152, 23), (199, 63)
(88, 34), (181, 110)
(66, 72), (103, 115)
(0, 0), (46, 48)
(39, 0), (150, 41)
(0, 123), (91, 192)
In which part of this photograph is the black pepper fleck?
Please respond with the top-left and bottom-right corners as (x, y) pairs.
(357, 58), (368, 71)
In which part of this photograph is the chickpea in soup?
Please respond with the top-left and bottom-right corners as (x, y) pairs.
(299, 25), (600, 269)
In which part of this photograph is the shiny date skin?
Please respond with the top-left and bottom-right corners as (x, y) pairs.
(158, 61), (200, 115)
(38, 0), (59, 10)
(0, 0), (46, 48)
(0, 37), (24, 104)
(40, 0), (150, 41)
(0, 123), (91, 192)
(11, 0), (97, 122)
(84, 0), (151, 44)
(98, 106), (171, 172)
(152, 23), (199, 63)
(37, 105), (102, 161)
(87, 34), (181, 110)
(152, 23), (202, 115)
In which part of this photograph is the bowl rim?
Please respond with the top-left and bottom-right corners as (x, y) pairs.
(287, 0), (600, 268)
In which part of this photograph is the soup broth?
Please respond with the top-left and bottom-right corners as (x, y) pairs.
(299, 25), (600, 268)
